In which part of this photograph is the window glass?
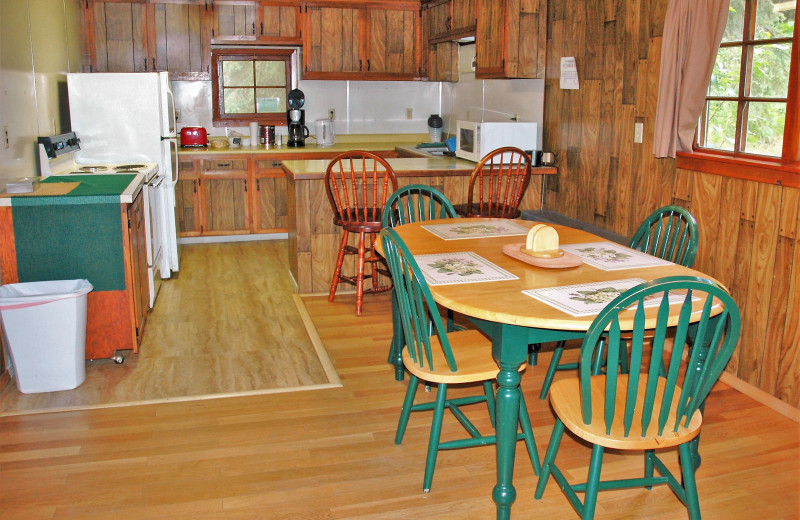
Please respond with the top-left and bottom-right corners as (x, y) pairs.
(224, 88), (255, 114)
(256, 88), (285, 113)
(754, 0), (795, 39)
(744, 101), (786, 154)
(709, 46), (742, 97)
(223, 61), (254, 87)
(704, 100), (738, 151)
(722, 0), (747, 42)
(750, 42), (792, 97)
(256, 62), (285, 86)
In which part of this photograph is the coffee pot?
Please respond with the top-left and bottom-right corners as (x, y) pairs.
(286, 89), (309, 147)
(315, 119), (335, 147)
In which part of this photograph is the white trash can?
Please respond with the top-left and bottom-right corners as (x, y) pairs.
(0, 279), (93, 393)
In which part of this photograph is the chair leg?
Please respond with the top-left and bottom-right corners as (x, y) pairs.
(355, 231), (367, 315)
(582, 445), (604, 520)
(518, 391), (541, 475)
(395, 375), (420, 444)
(539, 341), (566, 399)
(528, 343), (541, 366)
(483, 381), (496, 429)
(535, 418), (565, 498)
(423, 383), (448, 493)
(644, 449), (655, 489)
(388, 290), (405, 381)
(328, 229), (350, 302)
(679, 442), (702, 520)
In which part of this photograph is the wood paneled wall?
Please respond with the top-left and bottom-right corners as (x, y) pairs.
(541, 0), (800, 407)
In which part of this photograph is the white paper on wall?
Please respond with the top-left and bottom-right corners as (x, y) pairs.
(560, 57), (580, 90)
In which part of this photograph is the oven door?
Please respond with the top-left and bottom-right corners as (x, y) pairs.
(143, 175), (165, 308)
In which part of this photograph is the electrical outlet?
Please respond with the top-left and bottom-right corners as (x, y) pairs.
(328, 108), (335, 120)
(406, 108), (413, 120)
(2, 126), (8, 149)
(634, 122), (644, 143)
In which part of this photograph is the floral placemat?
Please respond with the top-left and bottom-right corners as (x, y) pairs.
(421, 220), (529, 240)
(560, 242), (673, 271)
(414, 252), (519, 285)
(522, 278), (692, 317)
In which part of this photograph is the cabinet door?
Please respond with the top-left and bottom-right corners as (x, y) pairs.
(303, 4), (363, 78)
(475, 0), (546, 79)
(253, 158), (287, 233)
(451, 0), (476, 34)
(365, 7), (419, 78)
(152, 2), (211, 79)
(200, 158), (250, 234)
(259, 1), (302, 44)
(86, 1), (148, 72)
(212, 1), (258, 42)
(176, 158), (202, 236)
(428, 41), (458, 82)
(127, 191), (148, 340)
(424, 0), (451, 41)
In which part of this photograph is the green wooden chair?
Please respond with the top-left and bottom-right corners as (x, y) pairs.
(535, 276), (740, 520)
(382, 185), (459, 381)
(380, 227), (541, 493)
(538, 205), (699, 399)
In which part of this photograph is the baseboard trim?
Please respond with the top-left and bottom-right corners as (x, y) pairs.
(719, 371), (800, 423)
(179, 233), (288, 244)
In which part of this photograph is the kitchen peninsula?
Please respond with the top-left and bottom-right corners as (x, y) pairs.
(281, 157), (557, 293)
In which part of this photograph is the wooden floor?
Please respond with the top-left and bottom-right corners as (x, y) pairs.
(0, 265), (798, 518)
(0, 241), (335, 415)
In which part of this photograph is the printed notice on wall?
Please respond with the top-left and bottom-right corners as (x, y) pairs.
(560, 57), (579, 90)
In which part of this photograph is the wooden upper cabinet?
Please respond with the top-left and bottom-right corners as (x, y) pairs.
(428, 41), (458, 82)
(303, 3), (422, 80)
(425, 0), (476, 42)
(302, 4), (363, 78)
(259, 2), (302, 44)
(475, 0), (546, 79)
(85, 1), (148, 72)
(151, 2), (211, 79)
(212, 1), (259, 42)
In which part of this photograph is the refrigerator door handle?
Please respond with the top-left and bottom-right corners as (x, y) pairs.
(171, 139), (179, 184)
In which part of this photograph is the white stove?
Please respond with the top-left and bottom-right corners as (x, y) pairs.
(38, 132), (164, 308)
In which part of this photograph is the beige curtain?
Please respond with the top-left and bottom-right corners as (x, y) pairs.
(653, 0), (730, 158)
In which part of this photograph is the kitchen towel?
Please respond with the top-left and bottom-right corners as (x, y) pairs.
(249, 122), (258, 144)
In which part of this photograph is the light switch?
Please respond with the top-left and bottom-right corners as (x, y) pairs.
(634, 122), (644, 143)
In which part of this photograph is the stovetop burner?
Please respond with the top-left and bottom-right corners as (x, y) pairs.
(78, 165), (109, 172)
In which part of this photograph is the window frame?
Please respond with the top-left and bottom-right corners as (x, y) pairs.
(211, 47), (294, 127)
(678, 0), (800, 189)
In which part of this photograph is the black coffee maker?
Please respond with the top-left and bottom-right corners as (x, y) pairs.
(287, 88), (309, 147)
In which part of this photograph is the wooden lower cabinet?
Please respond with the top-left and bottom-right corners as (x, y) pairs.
(203, 176), (250, 234)
(253, 158), (288, 233)
(127, 190), (149, 339)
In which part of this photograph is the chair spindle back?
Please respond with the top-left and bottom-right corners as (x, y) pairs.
(629, 205), (699, 267)
(325, 151), (398, 223)
(382, 184), (457, 228)
(466, 147), (532, 218)
(579, 276), (740, 437)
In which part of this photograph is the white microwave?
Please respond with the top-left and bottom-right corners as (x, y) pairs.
(455, 120), (538, 162)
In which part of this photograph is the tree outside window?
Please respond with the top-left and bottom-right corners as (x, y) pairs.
(699, 0), (796, 158)
(212, 48), (293, 126)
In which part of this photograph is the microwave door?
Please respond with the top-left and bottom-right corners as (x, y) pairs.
(460, 128), (474, 153)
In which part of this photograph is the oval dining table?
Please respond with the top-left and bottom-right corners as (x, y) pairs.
(384, 217), (723, 520)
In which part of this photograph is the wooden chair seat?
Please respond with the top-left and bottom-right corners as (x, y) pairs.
(333, 213), (384, 233)
(457, 147), (532, 219)
(403, 329), (525, 384)
(550, 375), (702, 450)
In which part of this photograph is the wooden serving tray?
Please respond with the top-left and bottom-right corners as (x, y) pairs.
(502, 243), (583, 269)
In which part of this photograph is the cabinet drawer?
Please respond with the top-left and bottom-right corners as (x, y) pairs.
(201, 159), (248, 174)
(254, 158), (286, 172)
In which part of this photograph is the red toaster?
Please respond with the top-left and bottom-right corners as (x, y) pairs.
(180, 127), (207, 147)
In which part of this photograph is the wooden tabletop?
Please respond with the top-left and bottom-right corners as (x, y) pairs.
(389, 218), (721, 332)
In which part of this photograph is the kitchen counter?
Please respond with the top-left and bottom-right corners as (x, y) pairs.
(282, 156), (556, 294)
(178, 133), (429, 156)
(0, 173), (144, 206)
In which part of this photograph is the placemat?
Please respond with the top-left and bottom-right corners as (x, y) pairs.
(560, 242), (673, 271)
(414, 251), (519, 285)
(422, 220), (529, 240)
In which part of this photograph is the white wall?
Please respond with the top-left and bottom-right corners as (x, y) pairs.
(0, 0), (83, 179)
(173, 44), (545, 146)
(443, 44), (545, 150)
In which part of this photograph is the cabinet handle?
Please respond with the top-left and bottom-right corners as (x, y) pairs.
(193, 180), (197, 193)
(152, 57), (155, 70)
(260, 22), (264, 35)
(272, 161), (281, 168)
(445, 16), (451, 31)
(252, 22), (256, 34)
(367, 59), (370, 71)
(144, 57), (148, 71)
(256, 179), (261, 191)
(217, 162), (231, 168)
(244, 180), (248, 192)
(359, 60), (363, 71)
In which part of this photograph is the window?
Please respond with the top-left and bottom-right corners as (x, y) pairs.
(701, 0), (796, 157)
(212, 48), (293, 126)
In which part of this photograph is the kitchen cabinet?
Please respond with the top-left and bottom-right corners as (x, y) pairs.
(424, 0), (476, 42)
(151, 1), (211, 79)
(427, 41), (459, 82)
(211, 0), (258, 42)
(200, 158), (250, 235)
(85, 1), (148, 73)
(474, 0), (547, 79)
(127, 187), (149, 338)
(302, 3), (421, 80)
(176, 157), (203, 236)
(253, 158), (288, 233)
(258, 1), (303, 44)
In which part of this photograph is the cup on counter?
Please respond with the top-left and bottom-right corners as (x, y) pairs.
(242, 137), (251, 147)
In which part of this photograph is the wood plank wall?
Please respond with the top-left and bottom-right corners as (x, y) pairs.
(541, 0), (800, 407)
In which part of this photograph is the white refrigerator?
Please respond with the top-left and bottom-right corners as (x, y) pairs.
(67, 72), (181, 279)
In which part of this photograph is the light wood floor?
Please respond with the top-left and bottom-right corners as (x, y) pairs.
(0, 264), (798, 518)
(0, 241), (335, 415)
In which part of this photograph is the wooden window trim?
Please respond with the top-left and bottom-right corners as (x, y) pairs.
(682, 1), (800, 189)
(211, 47), (294, 127)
